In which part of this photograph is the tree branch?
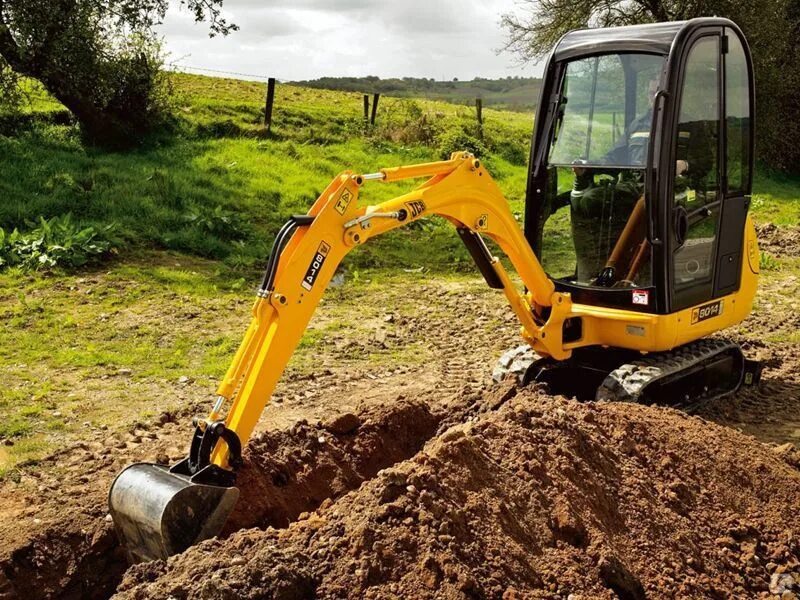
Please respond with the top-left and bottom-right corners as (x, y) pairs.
(0, 0), (25, 72)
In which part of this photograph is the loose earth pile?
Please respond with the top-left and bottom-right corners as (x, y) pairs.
(116, 390), (800, 599)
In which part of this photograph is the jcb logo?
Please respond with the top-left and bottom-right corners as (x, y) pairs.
(691, 300), (723, 324)
(405, 200), (426, 218)
(334, 189), (353, 215)
(301, 241), (331, 291)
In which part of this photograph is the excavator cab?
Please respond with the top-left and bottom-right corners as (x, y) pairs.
(110, 18), (759, 564)
(526, 18), (755, 315)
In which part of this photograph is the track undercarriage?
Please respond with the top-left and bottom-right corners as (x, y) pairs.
(495, 339), (762, 409)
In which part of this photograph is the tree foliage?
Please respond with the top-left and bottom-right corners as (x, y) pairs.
(0, 59), (21, 112)
(0, 0), (237, 146)
(502, 0), (800, 172)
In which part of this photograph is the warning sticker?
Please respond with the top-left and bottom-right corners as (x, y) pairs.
(334, 189), (353, 215)
(301, 241), (331, 291)
(632, 289), (649, 306)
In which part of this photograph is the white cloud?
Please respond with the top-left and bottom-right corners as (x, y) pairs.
(157, 0), (542, 81)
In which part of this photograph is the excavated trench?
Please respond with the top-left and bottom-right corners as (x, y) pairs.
(0, 385), (505, 600)
(117, 390), (800, 600)
(226, 398), (442, 534)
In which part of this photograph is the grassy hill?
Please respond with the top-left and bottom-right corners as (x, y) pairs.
(0, 72), (797, 277)
(0, 73), (535, 274)
(290, 76), (542, 111)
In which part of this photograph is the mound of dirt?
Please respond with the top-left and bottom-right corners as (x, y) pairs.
(756, 223), (800, 257)
(116, 390), (800, 600)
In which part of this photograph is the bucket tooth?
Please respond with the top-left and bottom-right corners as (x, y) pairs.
(108, 463), (239, 563)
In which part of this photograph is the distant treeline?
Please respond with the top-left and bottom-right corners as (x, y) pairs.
(290, 76), (542, 111)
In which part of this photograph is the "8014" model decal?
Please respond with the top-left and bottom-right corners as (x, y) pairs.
(301, 241), (332, 291)
(691, 299), (724, 324)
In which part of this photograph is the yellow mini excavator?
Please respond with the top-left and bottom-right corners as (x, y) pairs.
(109, 17), (762, 562)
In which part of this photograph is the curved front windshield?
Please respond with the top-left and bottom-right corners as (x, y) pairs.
(538, 53), (665, 290)
(549, 53), (665, 168)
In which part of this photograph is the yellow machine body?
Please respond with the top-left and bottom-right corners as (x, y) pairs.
(109, 152), (758, 563)
(208, 153), (758, 468)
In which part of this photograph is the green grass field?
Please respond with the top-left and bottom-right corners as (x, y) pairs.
(0, 74), (534, 274)
(1, 73), (797, 273)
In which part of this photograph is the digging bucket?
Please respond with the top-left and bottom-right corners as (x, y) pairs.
(108, 462), (239, 563)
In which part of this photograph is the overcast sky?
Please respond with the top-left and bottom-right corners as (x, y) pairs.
(157, 0), (541, 81)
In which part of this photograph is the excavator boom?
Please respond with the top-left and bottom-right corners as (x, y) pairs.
(109, 152), (570, 562)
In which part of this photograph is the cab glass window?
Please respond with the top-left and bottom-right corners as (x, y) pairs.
(537, 53), (664, 289)
(673, 36), (720, 294)
(549, 53), (664, 167)
(725, 32), (751, 193)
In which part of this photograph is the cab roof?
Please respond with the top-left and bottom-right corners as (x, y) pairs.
(553, 17), (737, 61)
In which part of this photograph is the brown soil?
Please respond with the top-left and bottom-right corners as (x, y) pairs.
(225, 390), (488, 534)
(0, 412), (190, 600)
(116, 390), (800, 600)
(756, 223), (800, 257)
(699, 338), (800, 448)
(0, 380), (504, 599)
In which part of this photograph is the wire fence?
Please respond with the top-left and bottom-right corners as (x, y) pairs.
(163, 66), (487, 133)
(166, 64), (278, 81)
(11, 63), (488, 134)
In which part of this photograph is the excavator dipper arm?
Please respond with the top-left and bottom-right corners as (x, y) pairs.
(109, 152), (572, 562)
(212, 152), (567, 466)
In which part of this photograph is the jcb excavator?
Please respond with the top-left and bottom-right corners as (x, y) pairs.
(110, 17), (761, 562)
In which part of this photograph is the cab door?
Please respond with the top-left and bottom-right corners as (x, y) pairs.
(669, 27), (754, 310)
(669, 30), (724, 310)
(713, 29), (753, 296)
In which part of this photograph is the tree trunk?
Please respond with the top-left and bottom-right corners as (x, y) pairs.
(47, 83), (131, 146)
(0, 10), (144, 147)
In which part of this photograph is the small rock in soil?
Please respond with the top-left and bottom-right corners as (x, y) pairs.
(323, 413), (361, 435)
(772, 572), (797, 595)
(773, 442), (796, 457)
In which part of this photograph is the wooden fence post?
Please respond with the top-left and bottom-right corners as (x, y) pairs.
(612, 112), (617, 145)
(475, 98), (483, 140)
(264, 77), (276, 132)
(363, 94), (370, 125)
(370, 93), (380, 125)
